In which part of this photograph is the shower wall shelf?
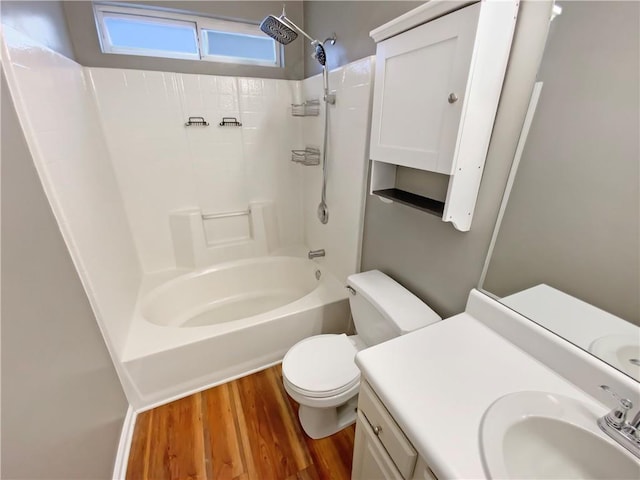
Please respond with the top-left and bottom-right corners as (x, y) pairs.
(292, 99), (320, 117)
(219, 117), (242, 127)
(368, 0), (519, 232)
(185, 116), (209, 127)
(291, 147), (320, 166)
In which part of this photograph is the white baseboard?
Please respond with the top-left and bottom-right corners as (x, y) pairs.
(112, 405), (137, 480)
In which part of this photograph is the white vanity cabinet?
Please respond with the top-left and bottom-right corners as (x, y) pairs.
(352, 381), (438, 480)
(369, 0), (519, 231)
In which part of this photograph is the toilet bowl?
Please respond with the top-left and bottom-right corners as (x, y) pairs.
(282, 270), (441, 439)
(282, 334), (363, 438)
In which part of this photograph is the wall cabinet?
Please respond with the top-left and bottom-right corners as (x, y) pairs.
(368, 0), (519, 231)
(352, 381), (437, 480)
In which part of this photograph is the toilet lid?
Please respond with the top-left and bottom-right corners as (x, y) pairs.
(283, 334), (360, 397)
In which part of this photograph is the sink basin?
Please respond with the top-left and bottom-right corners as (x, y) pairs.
(480, 391), (640, 479)
(589, 334), (640, 381)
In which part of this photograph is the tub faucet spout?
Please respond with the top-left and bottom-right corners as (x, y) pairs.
(308, 249), (325, 259)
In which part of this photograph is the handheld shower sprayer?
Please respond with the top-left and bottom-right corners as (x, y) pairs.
(313, 36), (336, 104)
(312, 36), (336, 66)
(313, 42), (326, 66)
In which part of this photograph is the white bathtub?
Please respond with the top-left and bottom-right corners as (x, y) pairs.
(142, 256), (320, 328)
(121, 256), (350, 409)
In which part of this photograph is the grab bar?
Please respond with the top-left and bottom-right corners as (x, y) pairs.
(201, 208), (250, 220)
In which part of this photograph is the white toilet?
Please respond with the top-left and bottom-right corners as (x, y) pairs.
(282, 269), (441, 439)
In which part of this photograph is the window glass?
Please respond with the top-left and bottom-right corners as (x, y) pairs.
(94, 4), (281, 67)
(204, 30), (276, 63)
(104, 16), (198, 54)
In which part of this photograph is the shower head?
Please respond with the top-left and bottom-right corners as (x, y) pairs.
(260, 15), (298, 45)
(260, 8), (335, 68)
(313, 43), (326, 66)
(260, 6), (318, 46)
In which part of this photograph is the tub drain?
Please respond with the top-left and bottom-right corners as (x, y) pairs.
(315, 270), (321, 280)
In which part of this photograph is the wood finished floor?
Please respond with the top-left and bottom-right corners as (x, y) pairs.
(126, 365), (355, 480)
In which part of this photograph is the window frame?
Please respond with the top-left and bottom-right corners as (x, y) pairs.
(93, 3), (282, 67)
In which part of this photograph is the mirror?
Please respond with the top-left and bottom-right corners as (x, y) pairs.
(481, 1), (639, 382)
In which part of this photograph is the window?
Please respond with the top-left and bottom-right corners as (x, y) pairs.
(202, 30), (277, 66)
(93, 3), (281, 67)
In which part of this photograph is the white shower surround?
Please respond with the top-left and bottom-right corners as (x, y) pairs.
(2, 22), (374, 409)
(0, 26), (142, 403)
(301, 58), (374, 283)
(88, 58), (375, 282)
(88, 68), (306, 273)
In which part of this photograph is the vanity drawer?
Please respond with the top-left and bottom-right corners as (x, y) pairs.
(358, 381), (418, 479)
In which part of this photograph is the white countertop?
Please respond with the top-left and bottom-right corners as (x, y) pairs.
(355, 313), (608, 479)
(501, 284), (638, 350)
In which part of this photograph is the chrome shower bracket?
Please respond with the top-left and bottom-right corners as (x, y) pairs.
(321, 34), (337, 105)
(324, 34), (337, 46)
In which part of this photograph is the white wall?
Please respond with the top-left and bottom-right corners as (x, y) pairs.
(301, 57), (374, 283)
(89, 68), (305, 273)
(0, 0), (76, 59)
(0, 26), (141, 373)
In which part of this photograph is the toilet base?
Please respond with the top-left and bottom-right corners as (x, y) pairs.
(298, 396), (359, 439)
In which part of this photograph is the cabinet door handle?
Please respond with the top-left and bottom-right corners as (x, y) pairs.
(373, 425), (382, 436)
(448, 93), (458, 104)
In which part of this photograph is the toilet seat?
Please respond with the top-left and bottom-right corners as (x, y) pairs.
(282, 334), (360, 398)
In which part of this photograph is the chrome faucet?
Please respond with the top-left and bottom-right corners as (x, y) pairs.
(629, 405), (640, 440)
(308, 249), (325, 259)
(597, 385), (640, 459)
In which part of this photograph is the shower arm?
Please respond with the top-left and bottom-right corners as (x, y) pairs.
(279, 15), (318, 45)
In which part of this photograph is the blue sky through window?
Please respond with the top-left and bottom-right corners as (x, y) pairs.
(105, 17), (197, 54)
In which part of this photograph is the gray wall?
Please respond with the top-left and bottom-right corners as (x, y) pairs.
(360, 0), (556, 318)
(62, 1), (306, 79)
(0, 0), (75, 59)
(303, 1), (423, 77)
(1, 70), (129, 479)
(483, 1), (640, 325)
(4, 0), (423, 79)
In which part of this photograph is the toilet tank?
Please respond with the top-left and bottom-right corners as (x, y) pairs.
(347, 270), (441, 347)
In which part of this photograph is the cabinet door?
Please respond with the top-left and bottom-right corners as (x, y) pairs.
(412, 458), (438, 480)
(352, 411), (403, 480)
(370, 3), (481, 174)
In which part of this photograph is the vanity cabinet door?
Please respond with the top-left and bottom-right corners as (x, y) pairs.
(369, 3), (481, 174)
(358, 382), (417, 477)
(353, 381), (418, 479)
(411, 458), (438, 480)
(352, 410), (404, 480)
